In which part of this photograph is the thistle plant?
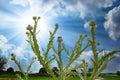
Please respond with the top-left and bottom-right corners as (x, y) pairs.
(88, 20), (120, 80)
(11, 53), (36, 80)
(51, 34), (91, 80)
(26, 16), (58, 80)
(12, 16), (120, 80)
(25, 16), (91, 80)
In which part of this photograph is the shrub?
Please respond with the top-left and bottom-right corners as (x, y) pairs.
(39, 67), (48, 76)
(0, 57), (7, 71)
(7, 67), (14, 72)
(52, 67), (59, 77)
(116, 71), (120, 76)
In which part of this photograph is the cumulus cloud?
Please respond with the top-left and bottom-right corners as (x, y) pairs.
(0, 34), (41, 72)
(9, 0), (117, 18)
(9, 47), (41, 72)
(71, 50), (120, 73)
(10, 0), (29, 7)
(71, 50), (93, 68)
(0, 35), (8, 43)
(104, 56), (120, 73)
(104, 5), (120, 40)
(81, 0), (116, 8)
(0, 34), (119, 73)
(62, 0), (116, 18)
(0, 35), (13, 57)
(84, 21), (91, 30)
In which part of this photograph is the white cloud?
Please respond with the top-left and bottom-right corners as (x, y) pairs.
(59, 0), (116, 18)
(71, 50), (93, 68)
(84, 21), (90, 30)
(8, 46), (42, 72)
(0, 35), (8, 44)
(10, 0), (29, 7)
(104, 5), (120, 40)
(9, 0), (117, 18)
(80, 0), (116, 8)
(0, 34), (119, 73)
(0, 35), (13, 56)
(9, 47), (41, 72)
(71, 50), (120, 73)
(0, 34), (40, 72)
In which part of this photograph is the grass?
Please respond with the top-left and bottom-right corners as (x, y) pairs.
(0, 75), (120, 80)
(102, 75), (120, 80)
(0, 76), (80, 80)
(29, 77), (52, 80)
(29, 76), (120, 80)
(0, 75), (17, 80)
(28, 77), (80, 80)
(0, 75), (80, 80)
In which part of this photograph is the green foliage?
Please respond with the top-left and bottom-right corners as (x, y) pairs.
(7, 67), (14, 72)
(88, 20), (120, 80)
(26, 16), (58, 80)
(39, 67), (48, 75)
(0, 57), (7, 71)
(116, 71), (120, 76)
(52, 67), (59, 77)
(11, 53), (36, 80)
(25, 16), (91, 80)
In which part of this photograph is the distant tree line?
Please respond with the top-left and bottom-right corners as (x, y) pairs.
(1, 57), (120, 77)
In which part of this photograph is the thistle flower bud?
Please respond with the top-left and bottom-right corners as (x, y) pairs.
(55, 23), (59, 27)
(38, 16), (40, 20)
(80, 34), (88, 39)
(33, 16), (37, 20)
(11, 57), (14, 61)
(26, 32), (30, 36)
(89, 20), (96, 27)
(26, 25), (33, 30)
(11, 53), (14, 56)
(55, 23), (59, 31)
(57, 36), (63, 42)
(88, 38), (93, 42)
(32, 57), (37, 60)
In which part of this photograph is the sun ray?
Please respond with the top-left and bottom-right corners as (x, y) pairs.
(0, 5), (52, 48)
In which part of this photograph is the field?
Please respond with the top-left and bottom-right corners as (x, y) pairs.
(0, 75), (120, 80)
(0, 76), (79, 80)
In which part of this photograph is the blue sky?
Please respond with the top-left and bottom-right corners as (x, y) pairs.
(0, 0), (120, 73)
